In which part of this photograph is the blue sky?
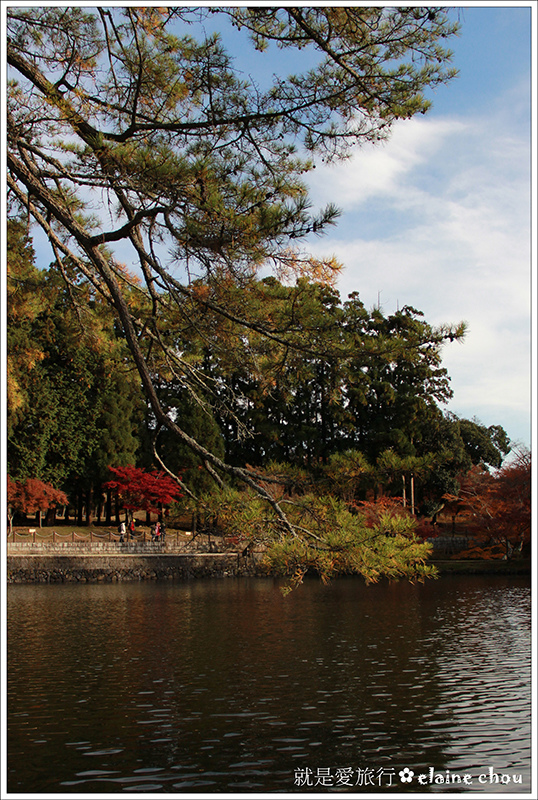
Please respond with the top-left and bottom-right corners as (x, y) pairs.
(301, 3), (534, 451)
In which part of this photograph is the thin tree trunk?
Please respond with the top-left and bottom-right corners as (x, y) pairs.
(85, 487), (93, 526)
(105, 489), (112, 525)
(96, 491), (102, 524)
(77, 491), (83, 526)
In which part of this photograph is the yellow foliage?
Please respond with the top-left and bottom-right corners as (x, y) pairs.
(113, 260), (141, 286)
(276, 249), (343, 287)
(132, 8), (170, 35)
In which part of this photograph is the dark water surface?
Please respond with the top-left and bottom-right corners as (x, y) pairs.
(7, 575), (531, 794)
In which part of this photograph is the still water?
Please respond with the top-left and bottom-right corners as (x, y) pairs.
(7, 575), (531, 794)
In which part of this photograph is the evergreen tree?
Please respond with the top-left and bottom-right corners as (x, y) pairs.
(6, 219), (46, 437)
(7, 224), (144, 512)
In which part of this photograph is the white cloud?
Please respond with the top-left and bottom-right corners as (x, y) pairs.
(309, 117), (467, 208)
(306, 108), (532, 445)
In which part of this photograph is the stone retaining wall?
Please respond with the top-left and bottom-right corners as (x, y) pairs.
(7, 552), (267, 584)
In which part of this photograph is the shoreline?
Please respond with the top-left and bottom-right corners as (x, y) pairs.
(6, 549), (531, 584)
(6, 551), (265, 584)
(431, 559), (531, 575)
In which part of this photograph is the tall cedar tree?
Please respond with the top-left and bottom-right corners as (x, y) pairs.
(7, 220), (144, 500)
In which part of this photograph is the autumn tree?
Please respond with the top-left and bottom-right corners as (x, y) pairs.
(489, 448), (532, 555)
(103, 465), (183, 523)
(444, 449), (531, 559)
(7, 6), (461, 581)
(7, 476), (68, 531)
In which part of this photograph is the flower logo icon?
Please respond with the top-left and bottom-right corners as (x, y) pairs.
(399, 768), (414, 783)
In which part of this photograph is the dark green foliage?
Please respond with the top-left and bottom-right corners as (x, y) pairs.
(197, 281), (467, 475)
(7, 224), (143, 492)
(143, 383), (226, 496)
(458, 418), (511, 469)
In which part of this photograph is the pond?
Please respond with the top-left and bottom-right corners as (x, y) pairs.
(7, 574), (531, 794)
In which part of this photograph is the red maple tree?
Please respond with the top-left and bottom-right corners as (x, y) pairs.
(104, 465), (183, 520)
(7, 475), (68, 531)
(443, 449), (531, 559)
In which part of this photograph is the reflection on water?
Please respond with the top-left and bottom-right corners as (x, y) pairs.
(7, 575), (531, 793)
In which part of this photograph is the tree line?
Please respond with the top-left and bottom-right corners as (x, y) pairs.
(7, 218), (512, 520)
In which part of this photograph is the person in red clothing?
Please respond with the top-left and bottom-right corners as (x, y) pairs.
(129, 518), (136, 540)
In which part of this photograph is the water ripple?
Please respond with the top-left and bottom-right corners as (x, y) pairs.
(8, 575), (531, 793)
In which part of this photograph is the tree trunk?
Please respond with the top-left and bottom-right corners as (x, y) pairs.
(85, 487), (93, 526)
(77, 491), (83, 526)
(96, 491), (102, 524)
(105, 489), (112, 525)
